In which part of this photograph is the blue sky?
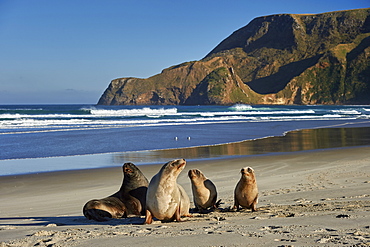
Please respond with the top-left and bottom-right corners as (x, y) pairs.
(0, 0), (369, 104)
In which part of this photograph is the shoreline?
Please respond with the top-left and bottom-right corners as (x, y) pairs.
(0, 146), (369, 246)
(1, 144), (369, 179)
(1, 124), (370, 176)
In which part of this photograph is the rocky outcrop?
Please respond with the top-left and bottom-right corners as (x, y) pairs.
(98, 8), (370, 105)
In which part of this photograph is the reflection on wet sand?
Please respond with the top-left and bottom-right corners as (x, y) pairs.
(112, 127), (370, 165)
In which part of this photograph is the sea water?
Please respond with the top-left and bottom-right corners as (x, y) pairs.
(1, 104), (370, 175)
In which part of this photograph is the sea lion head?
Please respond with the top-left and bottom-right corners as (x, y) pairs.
(161, 159), (186, 178)
(123, 162), (136, 174)
(240, 167), (255, 180)
(188, 169), (206, 180)
(122, 162), (147, 181)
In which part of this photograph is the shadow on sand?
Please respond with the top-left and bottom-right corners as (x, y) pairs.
(0, 215), (145, 227)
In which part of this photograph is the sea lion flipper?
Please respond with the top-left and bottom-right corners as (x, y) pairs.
(84, 209), (111, 222)
(214, 199), (222, 209)
(233, 194), (239, 211)
(124, 196), (142, 216)
(144, 209), (153, 224)
(174, 203), (182, 222)
(251, 194), (258, 212)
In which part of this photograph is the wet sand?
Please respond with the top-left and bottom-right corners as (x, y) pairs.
(1, 146), (369, 246)
(2, 126), (370, 177)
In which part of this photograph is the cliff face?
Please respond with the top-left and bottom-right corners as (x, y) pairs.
(98, 8), (370, 105)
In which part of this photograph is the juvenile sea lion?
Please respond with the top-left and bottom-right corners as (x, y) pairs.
(144, 159), (190, 224)
(83, 162), (149, 221)
(188, 169), (220, 212)
(233, 167), (258, 212)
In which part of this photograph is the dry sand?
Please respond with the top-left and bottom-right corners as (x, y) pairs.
(0, 146), (369, 246)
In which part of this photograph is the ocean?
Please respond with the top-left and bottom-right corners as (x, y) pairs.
(1, 104), (370, 176)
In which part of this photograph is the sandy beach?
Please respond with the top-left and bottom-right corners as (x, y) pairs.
(0, 146), (369, 246)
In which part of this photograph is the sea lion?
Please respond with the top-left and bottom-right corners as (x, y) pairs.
(83, 197), (127, 221)
(188, 169), (220, 212)
(111, 162), (149, 216)
(144, 159), (190, 224)
(83, 162), (149, 221)
(233, 167), (258, 212)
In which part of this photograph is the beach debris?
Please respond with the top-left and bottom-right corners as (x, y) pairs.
(31, 230), (55, 237)
(316, 236), (335, 243)
(45, 224), (58, 227)
(214, 216), (226, 222)
(294, 198), (311, 204)
(336, 214), (350, 218)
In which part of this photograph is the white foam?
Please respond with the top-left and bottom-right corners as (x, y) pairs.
(1, 106), (369, 133)
(0, 108), (179, 120)
(0, 113), (90, 119)
(229, 104), (253, 111)
(0, 107), (43, 111)
(89, 107), (178, 117)
(331, 110), (361, 114)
